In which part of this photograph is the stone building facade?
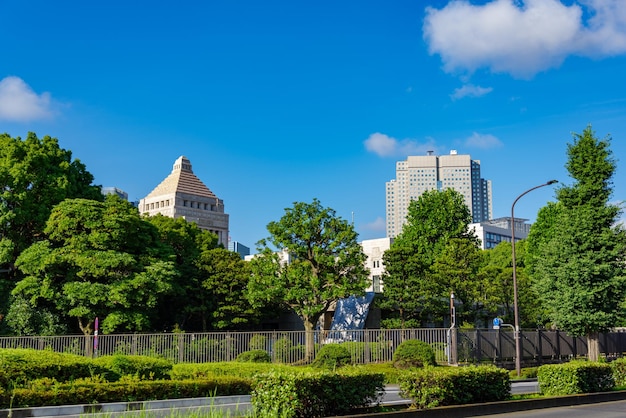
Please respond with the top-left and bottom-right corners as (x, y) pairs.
(139, 156), (229, 245)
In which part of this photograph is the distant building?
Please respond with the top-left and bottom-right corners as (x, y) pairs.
(138, 156), (229, 246)
(228, 240), (250, 259)
(386, 150), (492, 238)
(360, 237), (392, 293)
(101, 186), (128, 200)
(471, 217), (531, 250)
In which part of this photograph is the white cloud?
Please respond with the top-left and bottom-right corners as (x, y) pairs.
(0, 76), (54, 121)
(423, 0), (626, 79)
(465, 132), (503, 149)
(360, 217), (386, 233)
(364, 132), (439, 157)
(451, 84), (493, 100)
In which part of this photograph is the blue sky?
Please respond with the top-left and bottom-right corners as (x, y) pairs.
(2, 0), (626, 250)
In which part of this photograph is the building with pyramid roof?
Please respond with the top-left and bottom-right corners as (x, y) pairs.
(138, 156), (229, 245)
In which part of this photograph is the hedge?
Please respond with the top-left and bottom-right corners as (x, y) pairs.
(398, 365), (510, 409)
(537, 361), (614, 396)
(251, 369), (385, 417)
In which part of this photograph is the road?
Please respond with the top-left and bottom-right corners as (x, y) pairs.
(478, 399), (626, 418)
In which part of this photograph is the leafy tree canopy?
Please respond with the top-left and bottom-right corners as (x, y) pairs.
(531, 126), (626, 359)
(10, 196), (176, 335)
(248, 198), (368, 362)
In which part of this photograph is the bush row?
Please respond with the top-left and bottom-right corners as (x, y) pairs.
(537, 360), (615, 395)
(251, 370), (385, 418)
(0, 376), (252, 409)
(398, 365), (510, 409)
(0, 349), (173, 388)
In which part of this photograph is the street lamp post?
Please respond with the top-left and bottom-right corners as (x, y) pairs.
(511, 180), (558, 376)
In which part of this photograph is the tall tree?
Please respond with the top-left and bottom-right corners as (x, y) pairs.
(431, 238), (485, 326)
(9, 196), (176, 335)
(199, 247), (258, 330)
(248, 199), (368, 363)
(532, 126), (626, 361)
(0, 132), (101, 328)
(146, 215), (219, 331)
(380, 189), (479, 326)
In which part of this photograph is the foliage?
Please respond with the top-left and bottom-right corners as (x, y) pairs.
(311, 344), (352, 369)
(531, 127), (626, 360)
(0, 132), (102, 330)
(251, 370), (384, 418)
(236, 350), (271, 363)
(248, 334), (267, 351)
(199, 248), (258, 330)
(248, 199), (369, 363)
(480, 241), (544, 328)
(10, 196), (177, 335)
(392, 339), (436, 369)
(146, 215), (219, 332)
(273, 336), (305, 364)
(0, 348), (109, 387)
(398, 365), (510, 409)
(93, 354), (173, 380)
(537, 361), (614, 395)
(1, 376), (252, 408)
(610, 357), (626, 387)
(170, 361), (296, 380)
(380, 189), (479, 326)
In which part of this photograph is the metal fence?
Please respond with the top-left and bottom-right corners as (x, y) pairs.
(1, 328), (625, 367)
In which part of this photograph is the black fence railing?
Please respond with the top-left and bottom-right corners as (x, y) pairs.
(1, 328), (625, 368)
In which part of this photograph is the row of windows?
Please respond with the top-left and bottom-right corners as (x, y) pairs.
(144, 200), (219, 212)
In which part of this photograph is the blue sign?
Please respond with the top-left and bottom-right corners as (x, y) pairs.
(493, 318), (503, 329)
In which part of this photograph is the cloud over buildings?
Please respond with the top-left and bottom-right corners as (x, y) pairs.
(364, 132), (439, 158)
(423, 0), (626, 79)
(464, 132), (503, 149)
(0, 76), (55, 122)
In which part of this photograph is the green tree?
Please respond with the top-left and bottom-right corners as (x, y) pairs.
(480, 240), (543, 327)
(532, 126), (626, 361)
(248, 199), (368, 363)
(380, 189), (479, 326)
(146, 215), (219, 331)
(0, 132), (101, 326)
(199, 247), (258, 330)
(431, 238), (485, 326)
(9, 196), (176, 335)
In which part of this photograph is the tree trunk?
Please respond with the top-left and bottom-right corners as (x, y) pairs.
(303, 318), (316, 364)
(587, 332), (600, 361)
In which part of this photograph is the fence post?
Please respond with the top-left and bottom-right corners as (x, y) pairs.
(178, 333), (185, 363)
(537, 329), (543, 366)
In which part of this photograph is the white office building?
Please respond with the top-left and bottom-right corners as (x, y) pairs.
(471, 217), (531, 250)
(386, 150), (492, 238)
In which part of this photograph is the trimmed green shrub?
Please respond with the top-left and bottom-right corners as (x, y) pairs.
(311, 344), (351, 369)
(0, 376), (252, 408)
(248, 335), (267, 351)
(0, 349), (109, 386)
(93, 355), (173, 380)
(392, 339), (436, 369)
(170, 361), (294, 380)
(236, 350), (271, 363)
(273, 337), (305, 363)
(611, 357), (626, 387)
(251, 370), (384, 417)
(537, 361), (614, 396)
(398, 365), (510, 409)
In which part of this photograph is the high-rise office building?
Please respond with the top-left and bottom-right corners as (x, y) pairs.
(386, 150), (492, 238)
